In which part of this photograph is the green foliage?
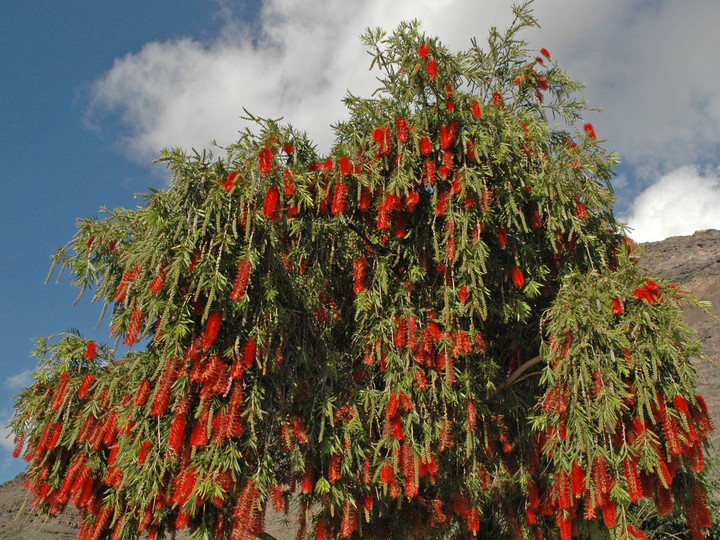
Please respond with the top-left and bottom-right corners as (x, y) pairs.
(10, 3), (716, 539)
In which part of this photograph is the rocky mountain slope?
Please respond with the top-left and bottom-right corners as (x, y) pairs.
(1, 230), (718, 539)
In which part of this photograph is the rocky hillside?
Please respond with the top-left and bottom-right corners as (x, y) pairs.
(1, 230), (718, 539)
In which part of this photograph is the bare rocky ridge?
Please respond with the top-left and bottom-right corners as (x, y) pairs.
(1, 230), (719, 539)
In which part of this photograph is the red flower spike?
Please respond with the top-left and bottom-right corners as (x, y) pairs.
(78, 373), (95, 400)
(262, 186), (281, 222)
(223, 171), (239, 192)
(570, 461), (585, 498)
(584, 123), (597, 140)
(498, 226), (508, 247)
(602, 500), (617, 528)
(575, 201), (587, 219)
(359, 186), (371, 210)
(611, 296), (623, 315)
(419, 136), (433, 155)
(493, 93), (503, 106)
(471, 100), (482, 118)
(446, 99), (454, 112)
(541, 48), (551, 60)
(202, 310), (222, 350)
(418, 43), (429, 58)
(458, 286), (469, 303)
(373, 126), (392, 156)
(283, 169), (295, 196)
(259, 147), (273, 174)
(84, 341), (97, 360)
(283, 143), (293, 154)
(331, 183), (348, 215)
(230, 258), (252, 301)
(406, 191), (420, 212)
(138, 440), (152, 464)
(339, 156), (351, 176)
(426, 59), (438, 79)
(396, 117), (408, 143)
(510, 266), (525, 288)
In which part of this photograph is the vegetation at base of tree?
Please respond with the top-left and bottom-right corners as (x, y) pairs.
(10, 2), (717, 539)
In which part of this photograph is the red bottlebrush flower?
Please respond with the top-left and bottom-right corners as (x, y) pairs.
(571, 461), (586, 498)
(602, 500), (617, 528)
(138, 440), (152, 464)
(418, 43), (429, 59)
(242, 337), (257, 369)
(339, 156), (351, 176)
(439, 122), (457, 149)
(624, 456), (643, 502)
(328, 454), (341, 483)
(395, 317), (406, 348)
(419, 136), (433, 155)
(426, 59), (438, 79)
(78, 373), (95, 399)
(230, 258), (252, 301)
(424, 160), (436, 185)
(301, 467), (314, 494)
(575, 201), (587, 220)
(673, 395), (689, 415)
(259, 147), (273, 174)
(223, 171), (239, 192)
(529, 202), (542, 229)
(492, 93), (503, 106)
(584, 123), (597, 140)
(510, 266), (525, 288)
(540, 47), (551, 60)
(471, 100), (483, 118)
(406, 191), (420, 212)
(373, 126), (392, 156)
(262, 186), (281, 221)
(359, 186), (371, 210)
(625, 524), (648, 540)
(168, 411), (186, 455)
(435, 191), (449, 215)
(555, 470), (571, 510)
(396, 117), (408, 142)
(497, 226), (507, 247)
(380, 464), (394, 484)
(331, 182), (348, 215)
(188, 248), (201, 273)
(611, 296), (624, 315)
(446, 99), (454, 112)
(124, 305), (145, 346)
(283, 169), (295, 197)
(466, 399), (477, 432)
(148, 264), (167, 294)
(458, 285), (469, 303)
(323, 158), (334, 171)
(353, 256), (367, 282)
(203, 310), (222, 350)
(84, 341), (97, 360)
(134, 379), (151, 406)
(283, 143), (294, 154)
(414, 369), (428, 391)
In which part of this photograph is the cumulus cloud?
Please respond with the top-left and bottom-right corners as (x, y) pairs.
(622, 166), (720, 243)
(4, 370), (33, 390)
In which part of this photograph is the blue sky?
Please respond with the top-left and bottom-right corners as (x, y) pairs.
(1, 0), (719, 483)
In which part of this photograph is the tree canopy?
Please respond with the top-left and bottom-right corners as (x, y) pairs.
(11, 4), (716, 539)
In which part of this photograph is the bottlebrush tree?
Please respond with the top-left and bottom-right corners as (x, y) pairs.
(10, 4), (716, 540)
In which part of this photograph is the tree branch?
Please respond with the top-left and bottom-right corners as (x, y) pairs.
(493, 354), (543, 397)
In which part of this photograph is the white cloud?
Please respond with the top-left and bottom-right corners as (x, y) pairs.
(4, 370), (33, 391)
(622, 166), (720, 243)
